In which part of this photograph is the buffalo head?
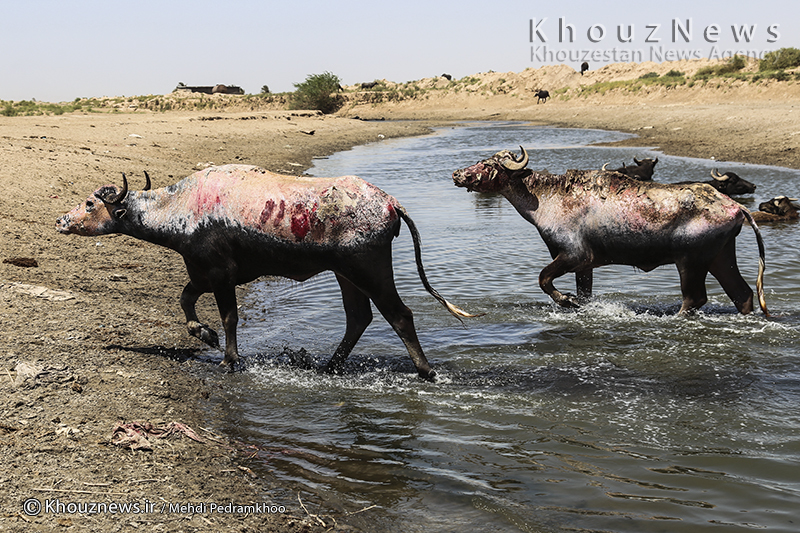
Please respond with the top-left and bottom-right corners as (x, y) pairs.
(758, 195), (799, 216)
(452, 146), (529, 193)
(56, 172), (151, 236)
(603, 157), (658, 181)
(709, 169), (756, 195)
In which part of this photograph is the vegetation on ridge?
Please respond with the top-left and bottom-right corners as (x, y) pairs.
(3, 48), (800, 116)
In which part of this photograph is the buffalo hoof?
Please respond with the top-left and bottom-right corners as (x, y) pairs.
(219, 355), (240, 373)
(322, 362), (344, 375)
(418, 368), (437, 382)
(553, 291), (581, 309)
(187, 321), (220, 348)
(287, 348), (316, 370)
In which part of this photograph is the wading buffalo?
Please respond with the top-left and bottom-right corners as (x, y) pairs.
(709, 169), (756, 195)
(603, 157), (659, 181)
(452, 147), (769, 316)
(57, 164), (476, 379)
(751, 196), (800, 223)
(679, 169), (756, 196)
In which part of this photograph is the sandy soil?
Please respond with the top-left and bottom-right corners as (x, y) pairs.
(2, 60), (800, 532)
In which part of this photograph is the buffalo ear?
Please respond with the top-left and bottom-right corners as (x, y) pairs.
(112, 207), (127, 220)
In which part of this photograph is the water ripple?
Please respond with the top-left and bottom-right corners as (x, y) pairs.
(204, 123), (800, 533)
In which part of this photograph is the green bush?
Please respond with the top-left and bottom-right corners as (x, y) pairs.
(760, 47), (800, 71)
(694, 55), (746, 79)
(639, 72), (659, 79)
(716, 54), (746, 74)
(768, 70), (791, 81)
(694, 66), (716, 78)
(290, 71), (342, 114)
(663, 70), (684, 78)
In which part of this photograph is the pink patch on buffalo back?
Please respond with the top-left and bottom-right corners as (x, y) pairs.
(274, 200), (285, 227)
(192, 179), (224, 217)
(290, 203), (311, 240)
(259, 199), (276, 228)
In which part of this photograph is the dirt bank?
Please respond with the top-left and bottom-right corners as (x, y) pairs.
(346, 97), (800, 170)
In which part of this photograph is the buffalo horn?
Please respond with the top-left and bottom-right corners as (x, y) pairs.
(711, 169), (729, 181)
(105, 173), (129, 204)
(502, 146), (529, 171)
(143, 170), (152, 191)
(602, 163), (609, 170)
(633, 157), (641, 165)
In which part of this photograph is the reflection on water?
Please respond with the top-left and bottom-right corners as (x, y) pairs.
(205, 123), (800, 532)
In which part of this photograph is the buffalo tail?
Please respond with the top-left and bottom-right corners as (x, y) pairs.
(742, 208), (770, 317)
(397, 207), (481, 320)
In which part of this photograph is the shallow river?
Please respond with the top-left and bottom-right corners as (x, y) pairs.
(206, 123), (800, 532)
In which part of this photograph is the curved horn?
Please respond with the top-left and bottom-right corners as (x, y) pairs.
(501, 145), (529, 171)
(711, 169), (728, 181)
(653, 157), (659, 164)
(602, 163), (609, 170)
(633, 156), (641, 165)
(143, 170), (152, 191)
(105, 173), (129, 204)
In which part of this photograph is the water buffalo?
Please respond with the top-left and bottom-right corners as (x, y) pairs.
(751, 196), (799, 223)
(580, 61), (589, 75)
(57, 164), (476, 379)
(708, 169), (756, 195)
(534, 90), (550, 104)
(452, 147), (769, 316)
(603, 157), (658, 181)
(678, 169), (756, 196)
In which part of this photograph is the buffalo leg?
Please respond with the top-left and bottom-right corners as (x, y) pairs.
(372, 293), (434, 380)
(575, 268), (593, 301)
(180, 282), (220, 348)
(324, 274), (374, 374)
(213, 285), (240, 369)
(708, 240), (754, 314)
(342, 257), (434, 380)
(540, 254), (585, 308)
(676, 262), (709, 313)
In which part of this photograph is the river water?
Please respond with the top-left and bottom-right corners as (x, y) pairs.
(205, 123), (800, 532)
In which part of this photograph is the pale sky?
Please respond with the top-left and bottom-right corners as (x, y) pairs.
(2, 0), (798, 102)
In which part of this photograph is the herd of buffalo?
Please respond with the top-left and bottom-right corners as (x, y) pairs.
(602, 155), (799, 223)
(56, 146), (796, 379)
